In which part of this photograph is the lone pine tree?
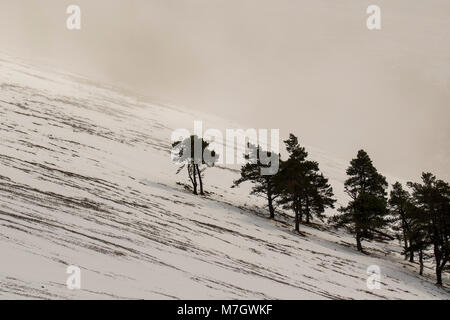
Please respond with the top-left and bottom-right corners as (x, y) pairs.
(172, 135), (218, 195)
(275, 134), (335, 232)
(332, 150), (389, 252)
(233, 143), (280, 219)
(408, 173), (450, 285)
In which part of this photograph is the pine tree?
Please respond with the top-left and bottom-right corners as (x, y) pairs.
(303, 166), (336, 224)
(233, 144), (280, 219)
(388, 182), (431, 268)
(275, 134), (335, 232)
(389, 182), (413, 261)
(408, 173), (450, 285)
(172, 135), (218, 195)
(332, 150), (389, 252)
(405, 202), (429, 276)
(275, 157), (311, 232)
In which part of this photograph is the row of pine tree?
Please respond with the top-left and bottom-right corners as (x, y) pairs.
(173, 134), (449, 286)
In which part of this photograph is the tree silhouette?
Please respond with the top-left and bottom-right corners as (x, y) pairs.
(408, 173), (450, 285)
(172, 135), (218, 195)
(275, 134), (335, 232)
(233, 143), (280, 219)
(332, 150), (389, 252)
(389, 182), (414, 261)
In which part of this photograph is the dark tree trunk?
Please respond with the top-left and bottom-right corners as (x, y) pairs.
(436, 265), (442, 286)
(268, 196), (275, 219)
(195, 164), (204, 195)
(192, 164), (198, 195)
(267, 181), (275, 219)
(295, 207), (300, 232)
(419, 249), (424, 276)
(305, 198), (310, 224)
(356, 233), (363, 252)
(402, 230), (408, 261)
(187, 164), (197, 195)
(400, 217), (410, 261)
(409, 250), (414, 263)
(433, 240), (443, 285)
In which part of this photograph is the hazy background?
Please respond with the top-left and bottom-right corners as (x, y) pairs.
(0, 0), (449, 181)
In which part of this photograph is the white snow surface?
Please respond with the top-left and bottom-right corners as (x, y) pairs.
(0, 54), (448, 300)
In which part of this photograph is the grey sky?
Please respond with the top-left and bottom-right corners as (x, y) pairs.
(0, 0), (449, 181)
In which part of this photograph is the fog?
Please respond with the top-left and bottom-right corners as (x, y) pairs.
(0, 0), (448, 181)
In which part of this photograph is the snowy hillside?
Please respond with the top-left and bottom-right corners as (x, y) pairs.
(0, 54), (448, 299)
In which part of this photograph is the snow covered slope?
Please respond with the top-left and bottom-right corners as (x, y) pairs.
(0, 54), (448, 299)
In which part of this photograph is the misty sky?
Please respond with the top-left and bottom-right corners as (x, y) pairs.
(0, 0), (449, 181)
